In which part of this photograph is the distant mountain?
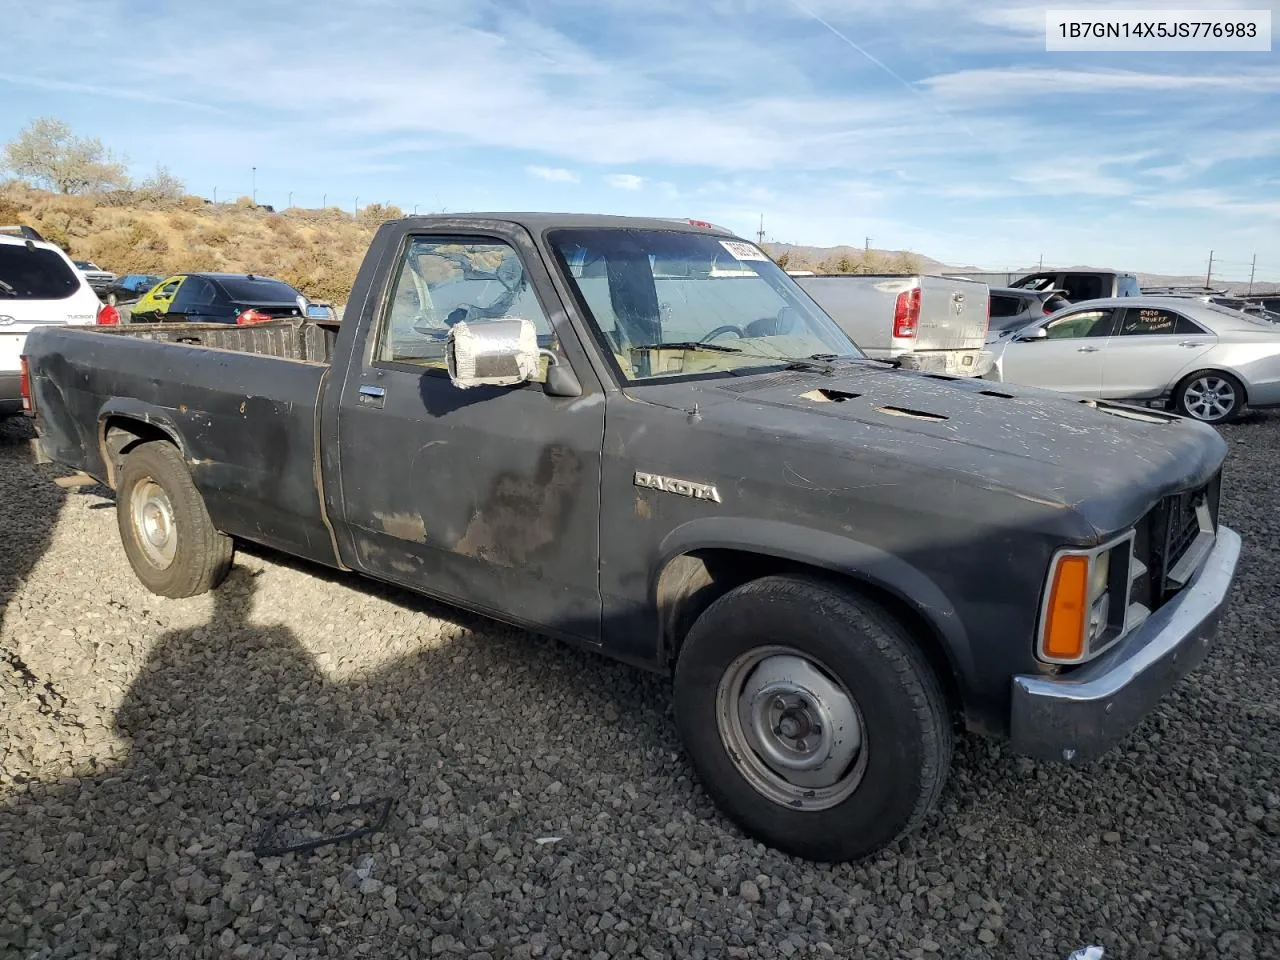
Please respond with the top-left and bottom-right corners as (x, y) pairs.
(763, 244), (1278, 296)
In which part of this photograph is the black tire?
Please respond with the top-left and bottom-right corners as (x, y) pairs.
(1174, 369), (1245, 424)
(673, 575), (952, 863)
(115, 441), (233, 598)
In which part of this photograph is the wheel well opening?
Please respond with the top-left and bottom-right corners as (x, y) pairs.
(658, 549), (964, 722)
(101, 418), (177, 488)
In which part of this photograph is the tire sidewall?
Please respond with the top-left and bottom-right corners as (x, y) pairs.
(116, 443), (207, 596)
(1178, 370), (1243, 423)
(674, 578), (944, 862)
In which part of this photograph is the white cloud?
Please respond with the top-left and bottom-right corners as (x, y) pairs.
(526, 165), (580, 183)
(921, 67), (1280, 102)
(604, 173), (645, 190)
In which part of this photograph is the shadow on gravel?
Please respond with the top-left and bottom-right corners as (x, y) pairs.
(0, 416), (72, 721)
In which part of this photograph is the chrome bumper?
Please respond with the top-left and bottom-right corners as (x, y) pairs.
(1009, 524), (1241, 764)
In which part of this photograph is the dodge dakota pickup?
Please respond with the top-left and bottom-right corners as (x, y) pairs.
(22, 214), (1241, 862)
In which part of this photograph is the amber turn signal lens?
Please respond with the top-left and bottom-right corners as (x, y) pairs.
(1043, 554), (1089, 660)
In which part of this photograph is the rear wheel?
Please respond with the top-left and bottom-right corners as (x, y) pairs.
(115, 441), (233, 598)
(673, 575), (952, 863)
(1175, 370), (1245, 424)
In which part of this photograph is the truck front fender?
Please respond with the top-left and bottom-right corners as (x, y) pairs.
(652, 516), (977, 708)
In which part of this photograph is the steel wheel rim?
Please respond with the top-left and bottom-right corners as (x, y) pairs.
(130, 478), (177, 569)
(715, 645), (867, 811)
(1184, 376), (1236, 421)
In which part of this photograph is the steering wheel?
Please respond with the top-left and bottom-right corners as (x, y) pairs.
(701, 324), (746, 343)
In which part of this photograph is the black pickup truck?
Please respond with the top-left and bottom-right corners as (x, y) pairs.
(22, 214), (1241, 862)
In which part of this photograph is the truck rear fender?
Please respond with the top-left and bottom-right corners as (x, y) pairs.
(96, 399), (188, 488)
(652, 517), (977, 723)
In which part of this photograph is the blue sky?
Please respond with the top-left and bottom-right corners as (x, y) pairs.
(1, 0), (1277, 278)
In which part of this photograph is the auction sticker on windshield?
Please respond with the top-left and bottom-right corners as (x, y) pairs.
(719, 240), (769, 262)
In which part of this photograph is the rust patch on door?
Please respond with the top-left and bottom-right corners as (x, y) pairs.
(373, 510), (427, 543)
(454, 444), (583, 567)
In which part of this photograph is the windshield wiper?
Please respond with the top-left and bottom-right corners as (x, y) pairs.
(0, 279), (17, 296)
(632, 341), (742, 354)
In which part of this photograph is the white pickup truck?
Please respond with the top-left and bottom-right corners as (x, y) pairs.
(0, 227), (103, 416)
(795, 274), (991, 377)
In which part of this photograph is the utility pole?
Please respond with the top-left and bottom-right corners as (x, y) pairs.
(1038, 253), (1044, 269)
(322, 193), (327, 208)
(1248, 253), (1257, 295)
(756, 214), (765, 245)
(1205, 250), (1214, 288)
(354, 196), (359, 211)
(865, 237), (871, 252)
(288, 191), (293, 208)
(213, 186), (217, 203)
(252, 166), (257, 205)
(413, 203), (419, 215)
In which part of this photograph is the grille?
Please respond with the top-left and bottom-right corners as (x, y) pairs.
(1138, 469), (1221, 609)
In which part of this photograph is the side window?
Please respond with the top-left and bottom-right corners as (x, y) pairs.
(1116, 308), (1205, 336)
(156, 278), (182, 301)
(1063, 276), (1103, 302)
(170, 277), (215, 312)
(1043, 308), (1116, 340)
(376, 237), (553, 371)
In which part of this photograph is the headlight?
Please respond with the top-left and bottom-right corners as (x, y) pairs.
(1038, 533), (1131, 664)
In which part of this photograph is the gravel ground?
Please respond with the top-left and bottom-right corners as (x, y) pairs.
(2, 411), (1278, 960)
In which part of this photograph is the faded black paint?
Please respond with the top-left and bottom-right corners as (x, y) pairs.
(23, 213), (1232, 744)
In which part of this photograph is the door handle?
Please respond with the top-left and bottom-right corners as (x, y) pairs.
(1178, 340), (1201, 347)
(1077, 345), (1099, 352)
(357, 384), (386, 409)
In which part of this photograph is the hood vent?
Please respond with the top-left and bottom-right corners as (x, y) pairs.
(876, 405), (948, 422)
(801, 388), (861, 403)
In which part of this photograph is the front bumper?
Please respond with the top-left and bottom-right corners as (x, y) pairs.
(1009, 524), (1241, 764)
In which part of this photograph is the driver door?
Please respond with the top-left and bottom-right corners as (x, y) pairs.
(333, 231), (607, 641)
(998, 307), (1119, 396)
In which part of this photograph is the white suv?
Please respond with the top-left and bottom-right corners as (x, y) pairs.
(1, 232), (103, 416)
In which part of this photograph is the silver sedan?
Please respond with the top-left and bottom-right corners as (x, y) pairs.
(982, 296), (1280, 424)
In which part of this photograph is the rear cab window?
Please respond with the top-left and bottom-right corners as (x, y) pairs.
(0, 244), (81, 300)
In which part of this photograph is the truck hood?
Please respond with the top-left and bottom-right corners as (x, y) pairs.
(631, 361), (1227, 537)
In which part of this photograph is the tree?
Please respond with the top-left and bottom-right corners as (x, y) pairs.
(2, 117), (130, 194)
(137, 164), (185, 202)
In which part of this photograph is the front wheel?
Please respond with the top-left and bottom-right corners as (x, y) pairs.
(673, 575), (952, 863)
(115, 441), (233, 598)
(1175, 370), (1245, 424)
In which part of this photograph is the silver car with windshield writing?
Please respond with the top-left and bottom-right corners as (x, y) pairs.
(982, 296), (1280, 423)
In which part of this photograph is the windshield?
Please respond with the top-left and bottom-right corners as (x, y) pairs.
(548, 228), (861, 381)
(0, 245), (80, 300)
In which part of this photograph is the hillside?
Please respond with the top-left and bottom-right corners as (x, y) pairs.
(0, 182), (405, 304)
(4, 182), (1275, 302)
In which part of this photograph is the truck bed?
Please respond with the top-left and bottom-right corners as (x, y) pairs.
(26, 317), (339, 566)
(105, 316), (339, 364)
